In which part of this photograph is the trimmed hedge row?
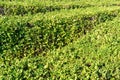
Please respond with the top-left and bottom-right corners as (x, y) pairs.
(43, 16), (120, 80)
(0, 13), (120, 80)
(0, 7), (120, 58)
(1, 0), (120, 15)
(0, 1), (93, 15)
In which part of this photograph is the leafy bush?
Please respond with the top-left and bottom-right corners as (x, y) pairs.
(1, 0), (120, 15)
(0, 7), (119, 58)
(0, 1), (120, 79)
(0, 14), (120, 80)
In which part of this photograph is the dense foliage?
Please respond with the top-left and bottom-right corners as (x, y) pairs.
(1, 7), (120, 57)
(0, 0), (120, 15)
(0, 0), (120, 80)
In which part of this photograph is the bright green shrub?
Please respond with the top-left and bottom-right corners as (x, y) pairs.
(0, 1), (93, 15)
(0, 0), (120, 15)
(0, 1), (120, 80)
(0, 7), (120, 58)
(0, 14), (120, 80)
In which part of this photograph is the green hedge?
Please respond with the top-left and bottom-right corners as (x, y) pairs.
(0, 0), (120, 15)
(0, 1), (93, 15)
(0, 7), (120, 58)
(42, 16), (120, 79)
(0, 13), (120, 80)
